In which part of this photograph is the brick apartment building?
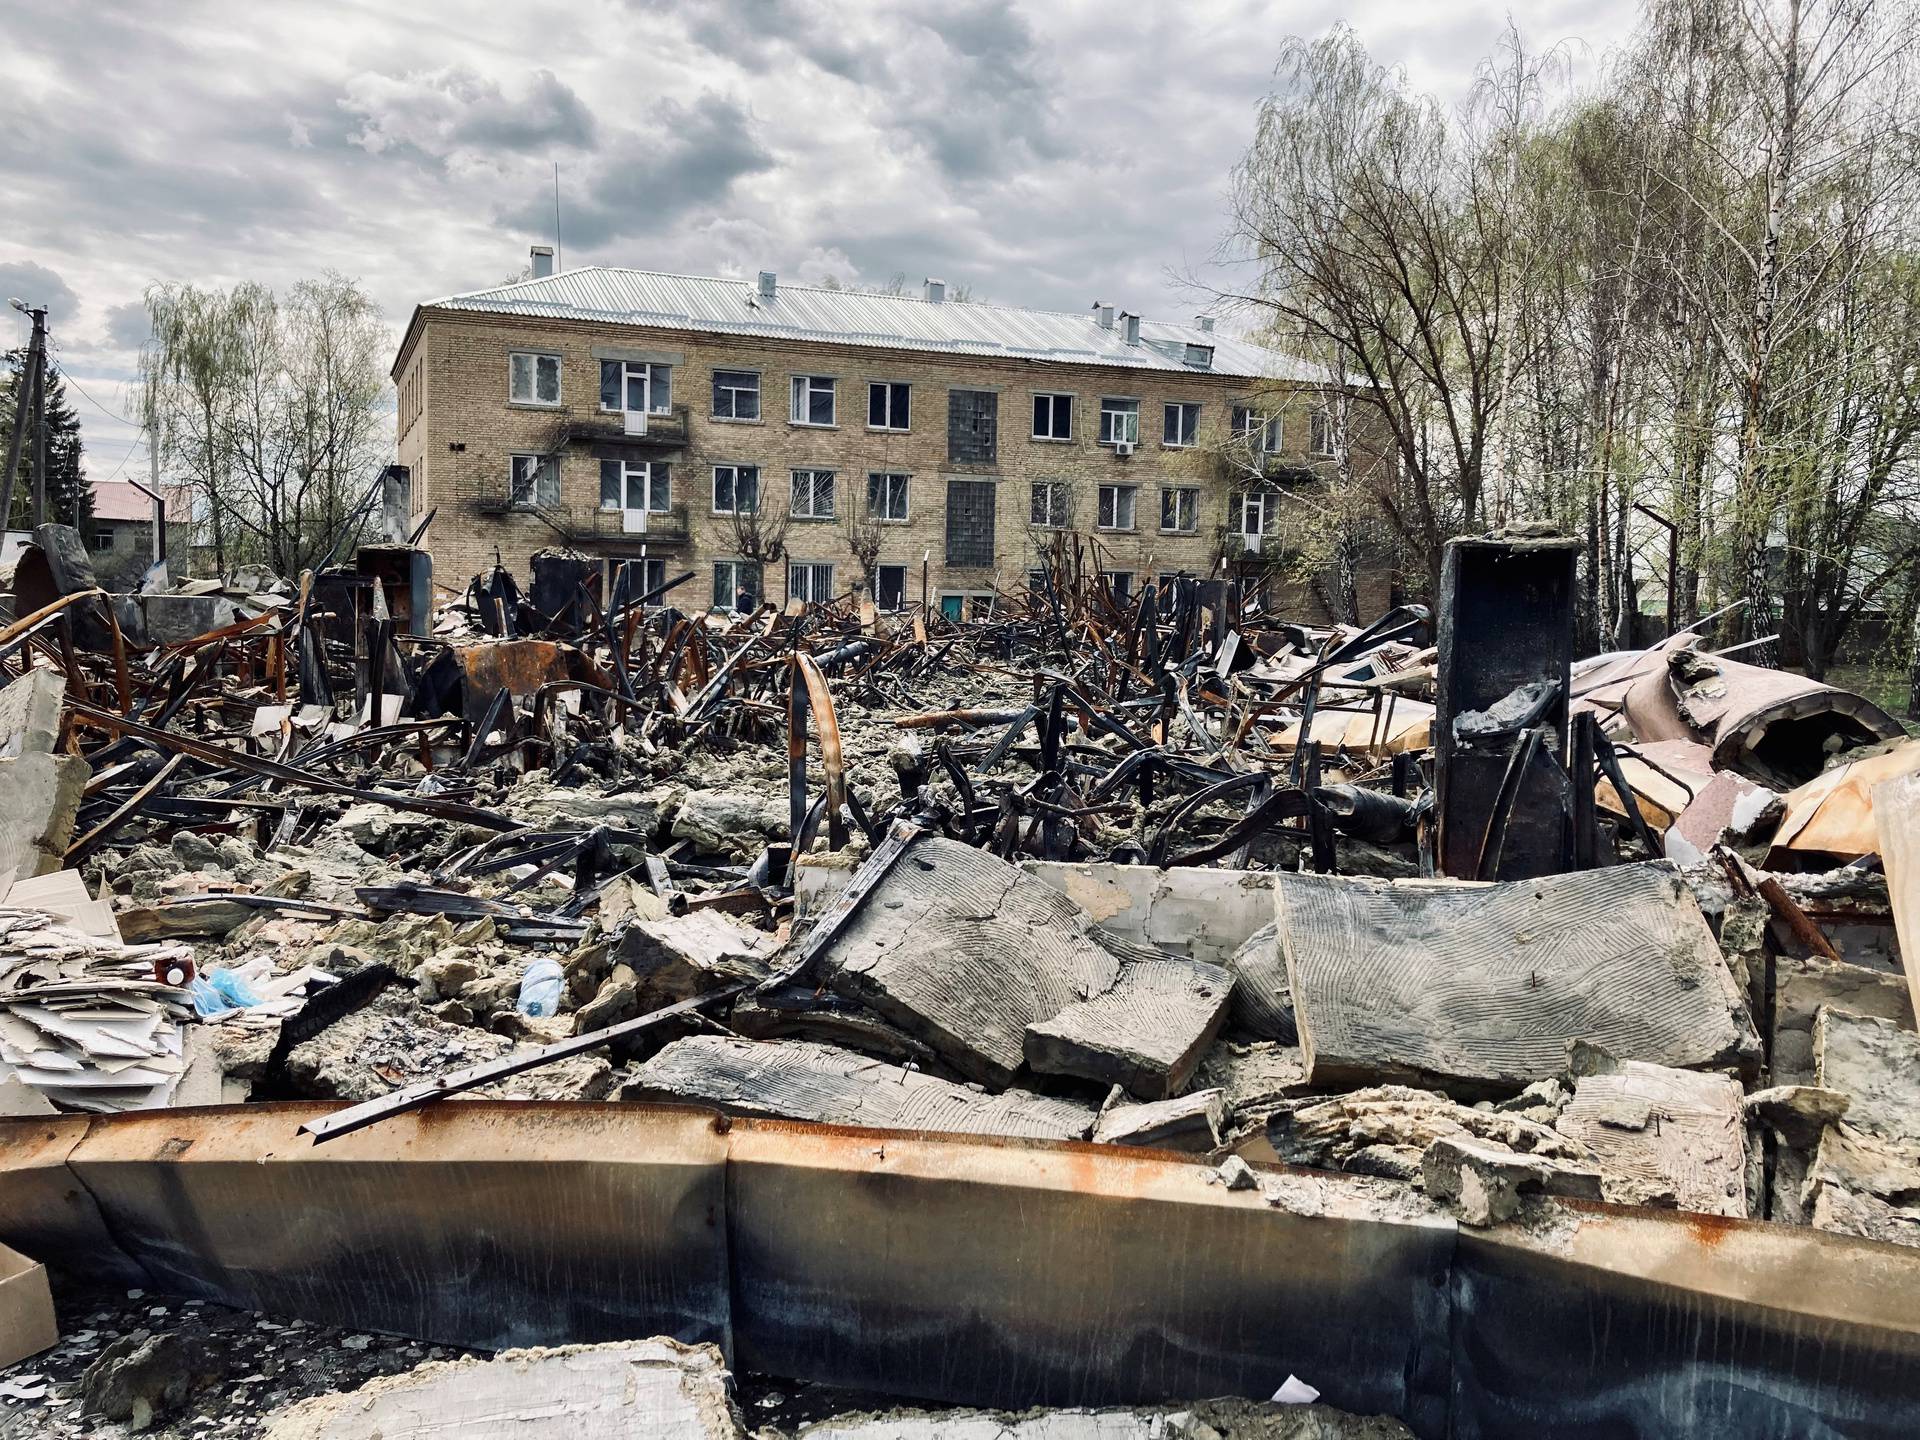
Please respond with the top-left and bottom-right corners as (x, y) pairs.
(391, 250), (1383, 617)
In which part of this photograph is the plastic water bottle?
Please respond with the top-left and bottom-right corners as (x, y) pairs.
(517, 958), (564, 1017)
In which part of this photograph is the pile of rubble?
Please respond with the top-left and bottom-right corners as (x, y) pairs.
(0, 519), (1916, 1434)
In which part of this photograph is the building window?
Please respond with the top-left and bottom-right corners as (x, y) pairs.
(509, 352), (561, 406)
(867, 472), (910, 522)
(1030, 481), (1070, 529)
(791, 468), (835, 519)
(1162, 402), (1199, 448)
(948, 389), (998, 463)
(1104, 571), (1135, 602)
(876, 564), (907, 611)
(712, 369), (760, 420)
(714, 559), (761, 611)
(600, 459), (669, 514)
(946, 479), (996, 566)
(1032, 393), (1072, 440)
(1232, 406), (1282, 453)
(1160, 486), (1198, 533)
(1097, 484), (1137, 531)
(1237, 490), (1280, 538)
(599, 360), (672, 416)
(713, 464), (759, 515)
(1099, 398), (1140, 446)
(1027, 568), (1049, 593)
(1310, 405), (1335, 457)
(791, 375), (836, 426)
(612, 556), (667, 604)
(868, 381), (911, 431)
(90, 526), (115, 551)
(509, 453), (559, 509)
(789, 561), (835, 604)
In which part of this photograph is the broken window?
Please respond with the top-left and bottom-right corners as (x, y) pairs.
(1160, 486), (1198, 533)
(1030, 481), (1070, 529)
(1032, 392), (1073, 440)
(1162, 403), (1199, 448)
(790, 375), (836, 426)
(713, 559), (761, 610)
(1103, 570), (1134, 601)
(868, 381), (911, 431)
(867, 472), (910, 522)
(876, 563), (907, 611)
(712, 369), (760, 420)
(600, 361), (671, 415)
(712, 464), (759, 515)
(1310, 405), (1335, 457)
(945, 478), (996, 565)
(1232, 405), (1282, 453)
(600, 459), (668, 514)
(508, 453), (558, 509)
(948, 389), (998, 463)
(1099, 398), (1140, 446)
(789, 561), (835, 604)
(509, 352), (561, 406)
(791, 468), (836, 520)
(1097, 483), (1137, 531)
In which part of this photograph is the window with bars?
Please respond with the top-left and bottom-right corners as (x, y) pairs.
(1099, 398), (1140, 446)
(509, 453), (558, 509)
(868, 381), (911, 430)
(867, 472), (910, 521)
(948, 389), (998, 463)
(1162, 402), (1199, 447)
(1160, 486), (1198, 533)
(791, 468), (836, 519)
(1030, 481), (1070, 529)
(789, 562), (835, 604)
(712, 369), (760, 420)
(509, 352), (561, 406)
(1032, 392), (1072, 440)
(712, 464), (759, 515)
(790, 375), (836, 425)
(1097, 483), (1137, 530)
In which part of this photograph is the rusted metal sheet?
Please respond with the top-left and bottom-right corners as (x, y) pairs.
(723, 1119), (1453, 1427)
(5, 1103), (732, 1355)
(455, 639), (608, 723)
(5, 1104), (1920, 1438)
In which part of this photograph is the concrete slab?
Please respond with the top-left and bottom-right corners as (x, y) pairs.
(1814, 1007), (1920, 1142)
(630, 1036), (1097, 1141)
(1556, 1059), (1748, 1215)
(0, 668), (63, 760)
(1279, 863), (1759, 1096)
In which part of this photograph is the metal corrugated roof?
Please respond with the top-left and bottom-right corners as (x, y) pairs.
(420, 267), (1324, 383)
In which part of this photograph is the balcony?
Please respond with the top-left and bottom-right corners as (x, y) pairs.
(577, 503), (692, 546)
(550, 404), (691, 452)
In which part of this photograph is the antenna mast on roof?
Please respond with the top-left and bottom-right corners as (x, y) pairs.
(553, 162), (562, 272)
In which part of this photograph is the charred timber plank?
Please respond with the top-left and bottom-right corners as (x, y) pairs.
(1279, 862), (1759, 1097)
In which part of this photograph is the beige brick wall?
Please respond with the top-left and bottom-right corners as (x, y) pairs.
(393, 309), (1386, 618)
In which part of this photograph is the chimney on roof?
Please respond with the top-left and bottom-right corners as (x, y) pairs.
(529, 245), (555, 280)
(1092, 301), (1114, 330)
(1121, 311), (1141, 345)
(924, 277), (946, 303)
(758, 270), (777, 300)
(1196, 315), (1215, 333)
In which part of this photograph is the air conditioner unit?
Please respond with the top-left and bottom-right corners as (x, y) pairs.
(624, 409), (649, 437)
(1114, 439), (1135, 457)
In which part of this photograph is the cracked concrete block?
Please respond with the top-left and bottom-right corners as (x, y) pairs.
(1420, 1133), (1602, 1227)
(1813, 1007), (1920, 1143)
(671, 788), (787, 860)
(0, 752), (89, 888)
(1224, 919), (1296, 1042)
(1556, 1059), (1748, 1216)
(629, 1035), (1095, 1142)
(619, 911), (779, 1011)
(0, 667), (63, 760)
(1772, 957), (1913, 1085)
(1023, 954), (1233, 1099)
(1092, 1089), (1226, 1151)
(1279, 863), (1759, 1096)
(1744, 1085), (1851, 1150)
(264, 1339), (745, 1438)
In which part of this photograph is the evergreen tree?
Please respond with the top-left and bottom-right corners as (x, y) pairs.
(1, 348), (89, 533)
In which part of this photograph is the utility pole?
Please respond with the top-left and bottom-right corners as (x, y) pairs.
(1, 300), (47, 534)
(29, 338), (48, 528)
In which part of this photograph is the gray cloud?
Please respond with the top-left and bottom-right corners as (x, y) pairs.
(0, 260), (77, 318)
(105, 301), (151, 351)
(341, 66), (598, 170)
(500, 94), (774, 249)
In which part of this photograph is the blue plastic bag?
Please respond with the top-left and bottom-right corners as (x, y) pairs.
(517, 958), (564, 1018)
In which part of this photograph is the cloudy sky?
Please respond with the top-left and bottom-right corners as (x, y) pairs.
(0, 0), (1635, 481)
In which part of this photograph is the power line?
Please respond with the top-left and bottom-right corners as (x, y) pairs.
(94, 425), (148, 485)
(62, 372), (136, 428)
